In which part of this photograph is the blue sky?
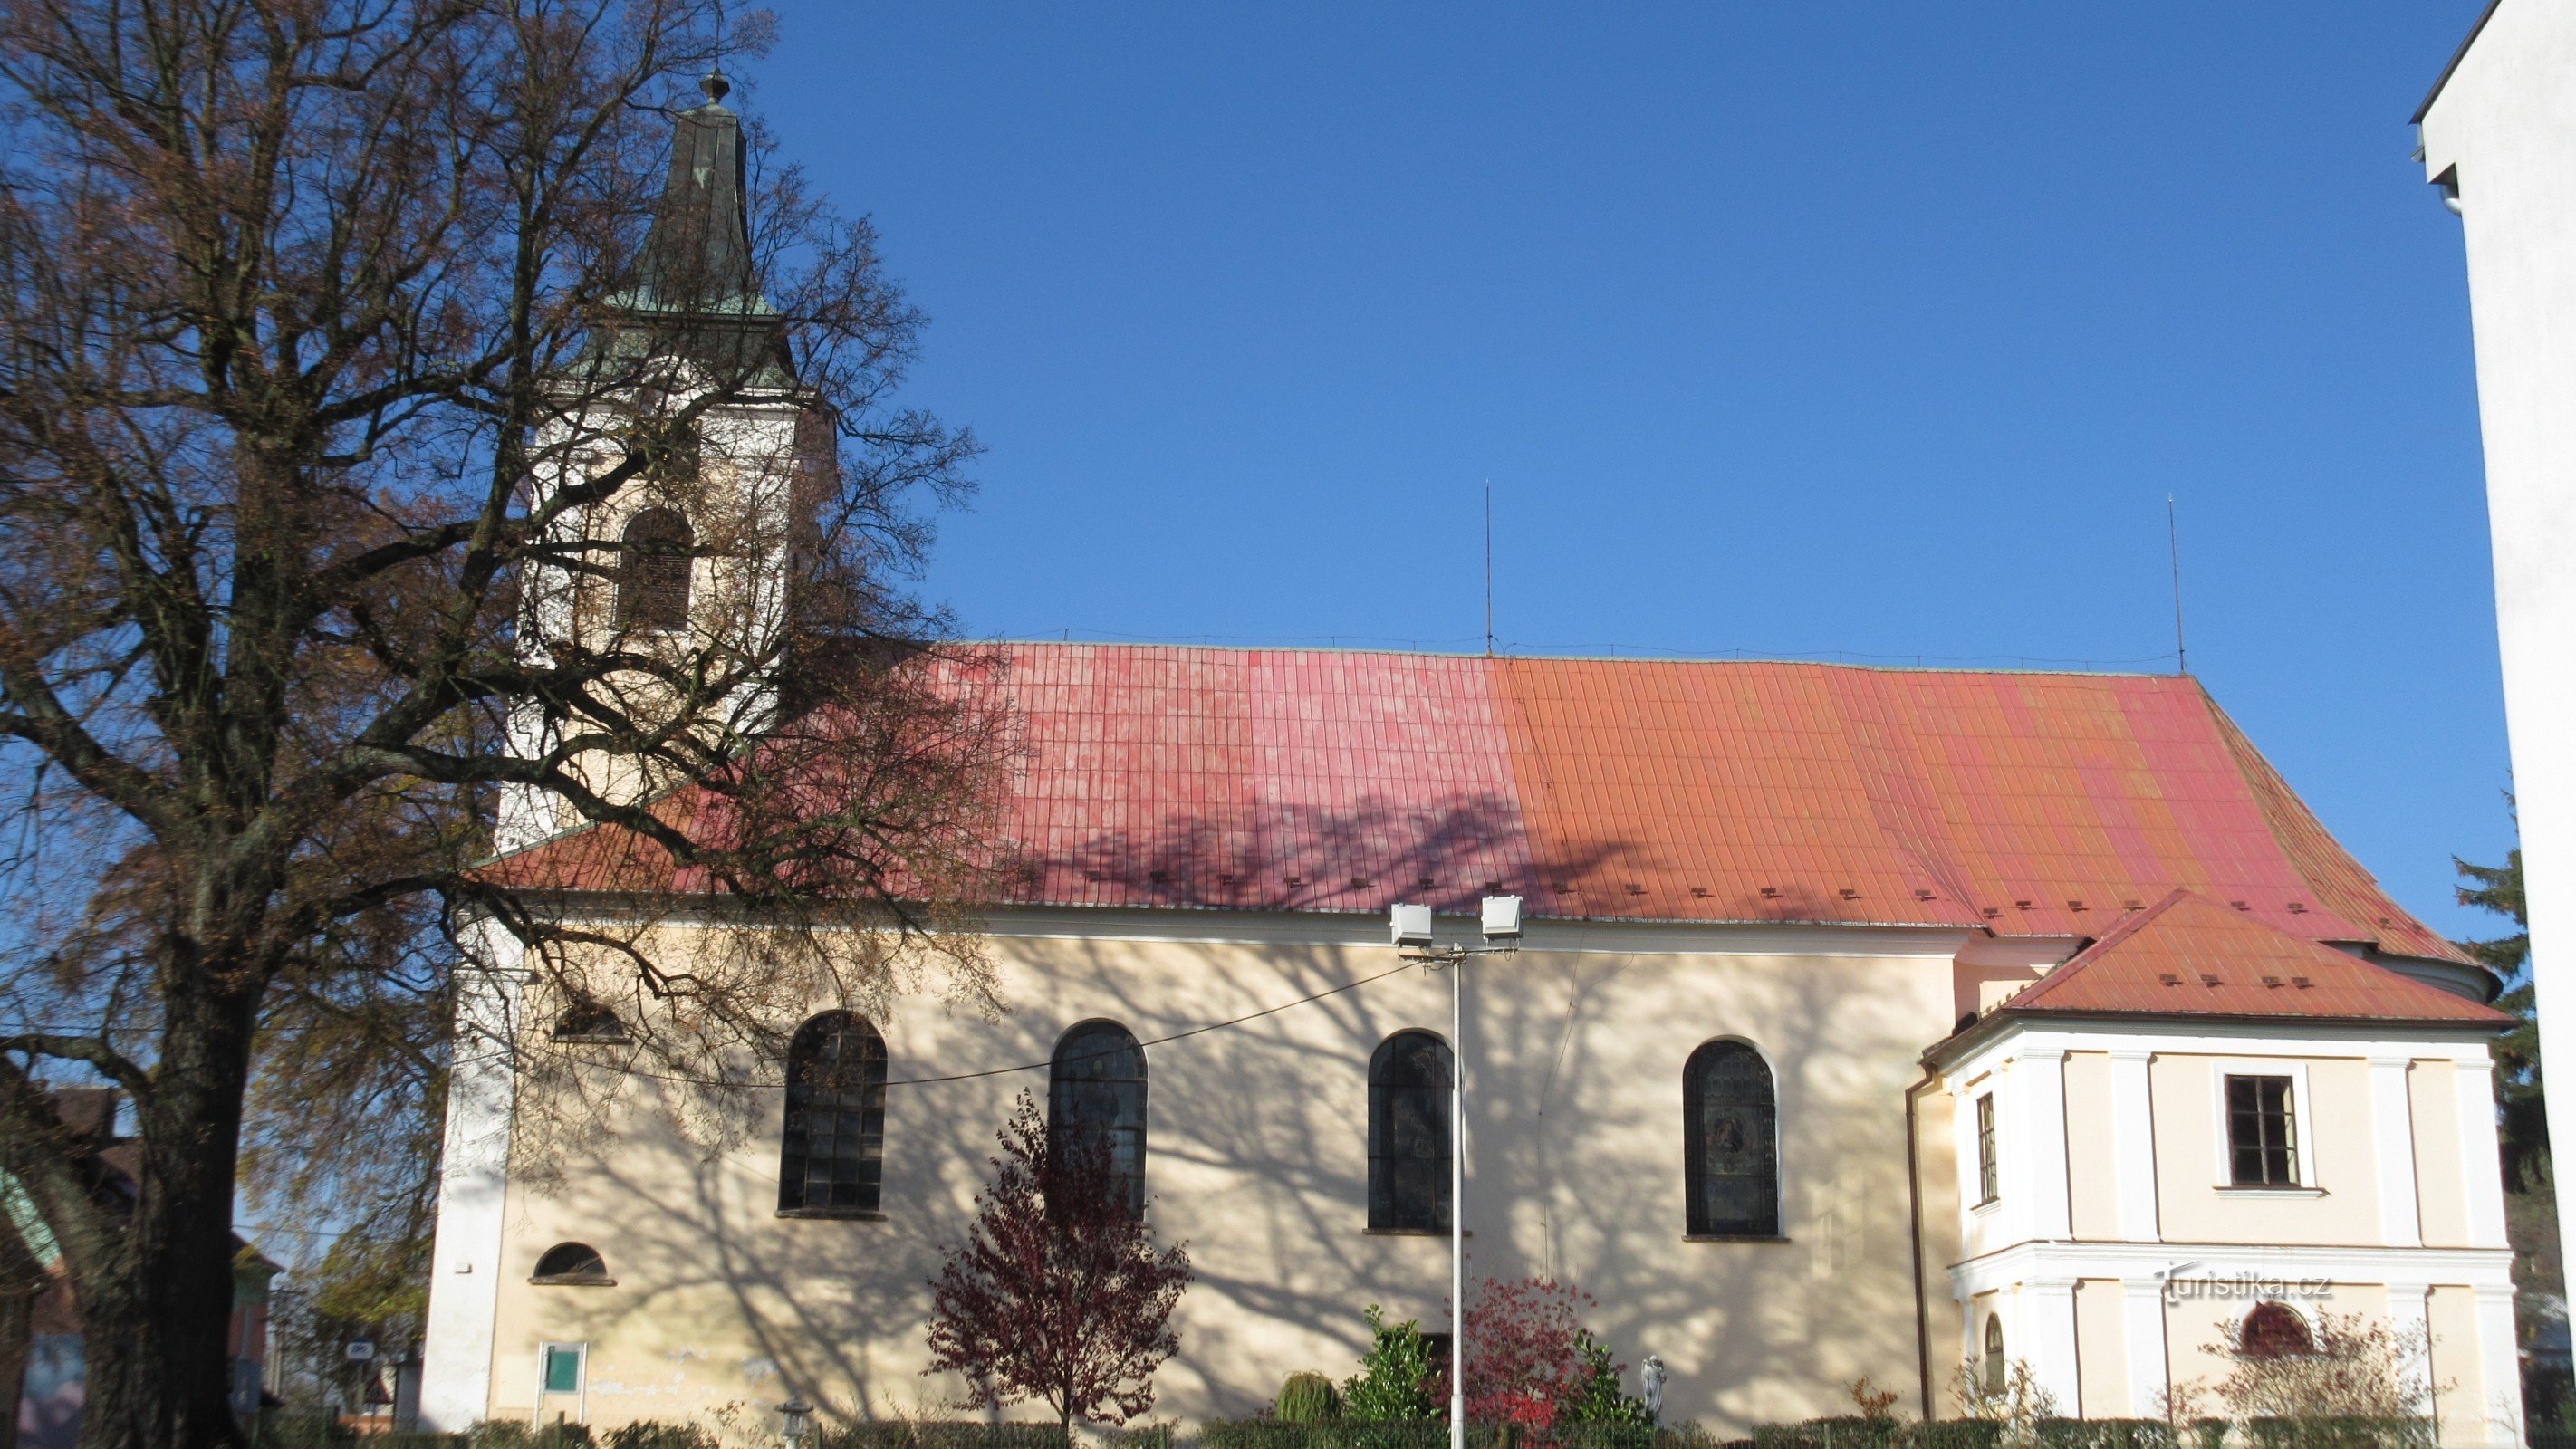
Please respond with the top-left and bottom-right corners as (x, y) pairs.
(748, 2), (2514, 945)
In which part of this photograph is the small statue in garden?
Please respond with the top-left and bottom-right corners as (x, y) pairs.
(1640, 1355), (1668, 1424)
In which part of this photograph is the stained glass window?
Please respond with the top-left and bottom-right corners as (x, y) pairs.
(1684, 1040), (1779, 1237)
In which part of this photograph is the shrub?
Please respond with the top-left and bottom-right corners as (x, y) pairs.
(1344, 1307), (1442, 1424)
(1912, 1423), (2005, 1449)
(811, 1424), (1071, 1449)
(604, 1424), (717, 1449)
(2033, 1420), (2175, 1449)
(1280, 1374), (1345, 1425)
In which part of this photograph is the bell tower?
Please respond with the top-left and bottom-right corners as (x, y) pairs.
(495, 72), (822, 853)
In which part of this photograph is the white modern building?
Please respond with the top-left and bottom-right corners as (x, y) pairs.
(2415, 0), (2576, 1320)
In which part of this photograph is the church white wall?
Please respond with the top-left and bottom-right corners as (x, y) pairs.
(458, 912), (1966, 1435)
(2417, 0), (2576, 1336)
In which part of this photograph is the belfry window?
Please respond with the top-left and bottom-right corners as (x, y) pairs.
(1368, 1031), (1452, 1232)
(1684, 1039), (1780, 1238)
(617, 507), (694, 631)
(1050, 1020), (1147, 1219)
(778, 1012), (887, 1214)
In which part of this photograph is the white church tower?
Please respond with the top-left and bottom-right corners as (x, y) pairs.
(421, 72), (822, 1430)
(495, 66), (825, 854)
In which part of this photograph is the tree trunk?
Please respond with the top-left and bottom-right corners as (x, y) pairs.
(70, 984), (257, 1449)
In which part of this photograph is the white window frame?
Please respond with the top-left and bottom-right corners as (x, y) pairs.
(2210, 1061), (2320, 1193)
(536, 1340), (587, 1422)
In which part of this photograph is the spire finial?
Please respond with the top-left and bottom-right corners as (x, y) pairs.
(701, 68), (730, 104)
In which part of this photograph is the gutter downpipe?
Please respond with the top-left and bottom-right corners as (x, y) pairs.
(1905, 1070), (1937, 1422)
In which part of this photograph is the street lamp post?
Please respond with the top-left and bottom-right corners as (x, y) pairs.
(1389, 896), (1521, 1449)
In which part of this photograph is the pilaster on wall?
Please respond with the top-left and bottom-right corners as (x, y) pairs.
(2453, 1057), (2510, 1250)
(2371, 1057), (2424, 1248)
(2120, 1281), (2169, 1418)
(420, 918), (527, 1433)
(2384, 1282), (2434, 1418)
(2024, 1279), (2082, 1413)
(2017, 1049), (2072, 1242)
(2471, 1283), (2525, 1448)
(2109, 1051), (2159, 1242)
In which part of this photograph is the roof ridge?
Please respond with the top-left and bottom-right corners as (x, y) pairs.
(974, 638), (2182, 679)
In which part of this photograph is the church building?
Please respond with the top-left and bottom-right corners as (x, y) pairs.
(418, 77), (2525, 1447)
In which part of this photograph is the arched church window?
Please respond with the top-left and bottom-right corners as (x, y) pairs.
(617, 507), (694, 631)
(2240, 1301), (2316, 1359)
(1983, 1315), (2005, 1393)
(532, 1242), (611, 1285)
(1369, 1031), (1452, 1232)
(778, 1011), (887, 1214)
(1683, 1039), (1780, 1237)
(1050, 1020), (1147, 1219)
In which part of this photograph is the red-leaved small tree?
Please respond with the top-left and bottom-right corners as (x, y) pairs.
(926, 1093), (1194, 1431)
(1431, 1278), (1612, 1429)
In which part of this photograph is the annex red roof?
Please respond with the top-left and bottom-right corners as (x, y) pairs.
(489, 644), (2469, 964)
(1996, 889), (2504, 1024)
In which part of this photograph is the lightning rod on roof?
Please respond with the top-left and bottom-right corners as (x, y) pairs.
(1484, 482), (1495, 658)
(2168, 494), (2187, 676)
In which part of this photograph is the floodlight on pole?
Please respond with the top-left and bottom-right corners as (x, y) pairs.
(1386, 897), (1524, 1449)
(1390, 902), (1435, 949)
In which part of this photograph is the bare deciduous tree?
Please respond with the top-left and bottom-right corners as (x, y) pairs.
(0, 5), (1007, 1449)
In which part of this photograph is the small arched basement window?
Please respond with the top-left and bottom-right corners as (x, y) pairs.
(1368, 1031), (1453, 1232)
(616, 507), (694, 631)
(1683, 1039), (1780, 1237)
(777, 1012), (888, 1215)
(532, 1242), (611, 1285)
(2240, 1301), (2317, 1359)
(1983, 1315), (2005, 1393)
(551, 999), (627, 1042)
(1050, 1020), (1147, 1219)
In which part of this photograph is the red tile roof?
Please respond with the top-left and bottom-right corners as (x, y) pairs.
(489, 644), (2469, 965)
(1994, 888), (2504, 1024)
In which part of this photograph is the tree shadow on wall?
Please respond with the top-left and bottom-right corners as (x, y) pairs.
(519, 799), (1935, 1431)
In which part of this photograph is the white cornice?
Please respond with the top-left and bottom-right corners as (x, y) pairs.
(1947, 1238), (2516, 1298)
(528, 897), (1979, 959)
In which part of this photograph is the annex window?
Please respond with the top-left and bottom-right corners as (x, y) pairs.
(1051, 1020), (1147, 1219)
(778, 1012), (888, 1215)
(1975, 1093), (1999, 1204)
(1982, 1316), (2004, 1394)
(616, 506), (694, 631)
(2226, 1074), (2300, 1187)
(539, 1342), (585, 1397)
(1369, 1031), (1453, 1232)
(1684, 1040), (1780, 1238)
(531, 1243), (611, 1285)
(2238, 1301), (2316, 1359)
